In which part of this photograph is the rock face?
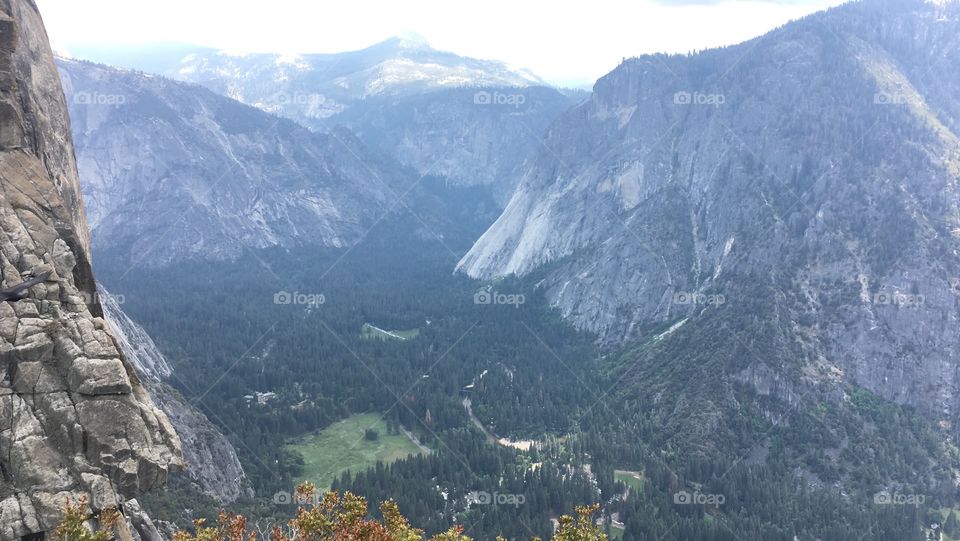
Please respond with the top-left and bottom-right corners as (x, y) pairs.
(100, 289), (171, 383)
(101, 289), (251, 505)
(333, 86), (582, 203)
(0, 0), (182, 537)
(58, 59), (399, 268)
(459, 0), (960, 424)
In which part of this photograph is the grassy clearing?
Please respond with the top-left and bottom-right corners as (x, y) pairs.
(361, 323), (421, 341)
(287, 413), (423, 490)
(614, 469), (645, 494)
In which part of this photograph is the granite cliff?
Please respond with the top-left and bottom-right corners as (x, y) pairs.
(459, 0), (960, 428)
(0, 0), (182, 537)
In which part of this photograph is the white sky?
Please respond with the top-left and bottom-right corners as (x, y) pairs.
(35, 0), (845, 87)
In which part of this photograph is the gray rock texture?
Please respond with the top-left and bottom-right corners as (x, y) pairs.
(333, 86), (582, 203)
(0, 0), (182, 537)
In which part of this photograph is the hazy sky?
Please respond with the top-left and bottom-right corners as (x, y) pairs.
(35, 0), (845, 87)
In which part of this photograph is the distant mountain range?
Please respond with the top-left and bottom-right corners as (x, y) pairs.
(63, 37), (585, 200)
(58, 38), (582, 268)
(68, 36), (547, 106)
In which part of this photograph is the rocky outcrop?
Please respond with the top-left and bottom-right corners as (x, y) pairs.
(0, 0), (182, 537)
(101, 289), (251, 504)
(458, 0), (960, 424)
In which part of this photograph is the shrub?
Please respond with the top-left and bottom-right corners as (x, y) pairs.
(56, 484), (605, 541)
(53, 496), (120, 541)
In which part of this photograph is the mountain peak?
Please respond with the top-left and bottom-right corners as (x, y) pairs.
(393, 31), (431, 50)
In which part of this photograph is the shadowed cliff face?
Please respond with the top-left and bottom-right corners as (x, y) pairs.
(0, 0), (182, 537)
(459, 0), (960, 424)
